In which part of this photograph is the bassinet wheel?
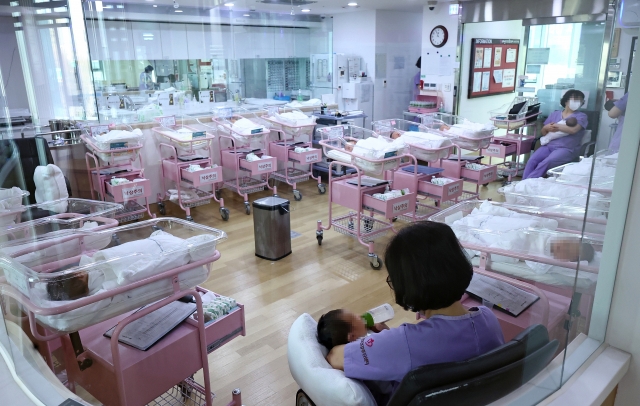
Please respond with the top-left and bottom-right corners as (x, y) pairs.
(483, 183), (489, 187)
(293, 190), (302, 201)
(318, 184), (326, 194)
(245, 203), (251, 215)
(158, 202), (166, 215)
(369, 255), (383, 270)
(111, 233), (121, 246)
(215, 190), (221, 200)
(220, 207), (230, 221)
(296, 389), (316, 406)
(186, 215), (194, 222)
(316, 230), (323, 246)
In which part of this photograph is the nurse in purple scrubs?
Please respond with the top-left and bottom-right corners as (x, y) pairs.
(326, 222), (504, 405)
(522, 90), (589, 179)
(607, 93), (628, 152)
(413, 57), (422, 101)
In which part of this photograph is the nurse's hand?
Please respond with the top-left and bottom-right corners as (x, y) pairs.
(371, 322), (390, 333)
(327, 345), (345, 370)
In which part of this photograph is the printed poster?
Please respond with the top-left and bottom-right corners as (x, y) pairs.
(493, 69), (503, 83)
(494, 47), (502, 67)
(473, 72), (482, 92)
(483, 48), (492, 68)
(502, 68), (516, 88)
(506, 48), (517, 63)
(481, 71), (490, 91)
(474, 48), (484, 69)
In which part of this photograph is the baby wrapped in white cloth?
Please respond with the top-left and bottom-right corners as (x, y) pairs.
(274, 110), (315, 126)
(394, 131), (452, 149)
(94, 128), (144, 147)
(231, 118), (265, 136)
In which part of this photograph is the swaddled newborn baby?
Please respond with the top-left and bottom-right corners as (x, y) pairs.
(316, 309), (389, 349)
(539, 117), (578, 146)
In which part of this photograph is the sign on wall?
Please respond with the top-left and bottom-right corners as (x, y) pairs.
(468, 38), (520, 99)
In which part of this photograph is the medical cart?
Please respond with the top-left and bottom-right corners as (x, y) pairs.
(152, 115), (228, 221)
(82, 124), (155, 223)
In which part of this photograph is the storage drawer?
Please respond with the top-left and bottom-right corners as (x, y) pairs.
(482, 143), (517, 158)
(239, 156), (277, 175)
(104, 178), (151, 203)
(180, 166), (223, 187)
(461, 165), (498, 184)
(289, 148), (321, 164)
(418, 178), (464, 200)
(362, 192), (416, 219)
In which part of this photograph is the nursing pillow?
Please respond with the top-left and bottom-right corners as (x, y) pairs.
(287, 313), (377, 406)
(34, 164), (68, 213)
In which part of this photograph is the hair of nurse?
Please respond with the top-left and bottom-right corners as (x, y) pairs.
(317, 309), (368, 349)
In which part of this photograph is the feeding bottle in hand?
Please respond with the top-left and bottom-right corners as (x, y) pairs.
(362, 303), (395, 328)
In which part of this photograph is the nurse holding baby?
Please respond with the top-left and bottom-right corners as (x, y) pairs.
(522, 89), (588, 179)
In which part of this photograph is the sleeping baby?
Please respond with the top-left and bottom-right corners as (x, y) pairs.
(539, 116), (578, 146)
(317, 309), (389, 349)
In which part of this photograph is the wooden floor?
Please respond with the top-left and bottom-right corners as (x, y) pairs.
(78, 176), (504, 406)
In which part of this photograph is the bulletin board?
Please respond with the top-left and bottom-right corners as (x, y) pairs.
(467, 38), (520, 99)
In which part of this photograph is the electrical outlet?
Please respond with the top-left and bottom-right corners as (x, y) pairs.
(444, 83), (451, 92)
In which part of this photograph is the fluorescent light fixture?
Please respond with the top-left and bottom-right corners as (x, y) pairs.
(36, 8), (52, 14)
(153, 4), (157, 6)
(34, 0), (49, 3)
(347, 2), (357, 6)
(116, 4), (123, 8)
(301, 8), (310, 12)
(174, 9), (182, 12)
(243, 13), (250, 16)
(449, 4), (459, 14)
(36, 19), (54, 25)
(103, 5), (113, 8)
(14, 22), (22, 27)
(10, 1), (19, 6)
(11, 11), (20, 17)
(55, 18), (69, 23)
(95, 0), (103, 11)
(53, 6), (67, 12)
(224, 2), (234, 6)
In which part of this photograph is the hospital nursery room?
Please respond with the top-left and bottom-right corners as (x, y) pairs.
(1, 0), (639, 404)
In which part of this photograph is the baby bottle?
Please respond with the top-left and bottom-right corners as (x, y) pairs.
(362, 303), (395, 329)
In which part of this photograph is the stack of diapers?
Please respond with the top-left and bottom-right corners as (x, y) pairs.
(288, 313), (377, 406)
(34, 164), (68, 214)
(372, 188), (410, 201)
(245, 153), (272, 162)
(168, 189), (199, 202)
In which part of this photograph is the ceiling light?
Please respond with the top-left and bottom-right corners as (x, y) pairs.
(116, 4), (124, 8)
(347, 2), (357, 6)
(224, 2), (234, 6)
(153, 4), (157, 6)
(174, 9), (182, 12)
(301, 8), (310, 12)
(243, 13), (250, 16)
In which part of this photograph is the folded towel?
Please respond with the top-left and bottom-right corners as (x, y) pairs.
(431, 178), (455, 186)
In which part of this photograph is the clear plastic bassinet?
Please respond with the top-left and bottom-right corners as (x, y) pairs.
(0, 218), (227, 333)
(372, 118), (455, 163)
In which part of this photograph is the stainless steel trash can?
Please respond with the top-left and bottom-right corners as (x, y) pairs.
(253, 197), (292, 261)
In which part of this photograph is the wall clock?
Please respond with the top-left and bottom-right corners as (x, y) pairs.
(430, 25), (448, 48)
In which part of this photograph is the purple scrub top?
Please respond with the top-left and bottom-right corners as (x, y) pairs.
(609, 93), (628, 152)
(343, 306), (504, 400)
(413, 71), (421, 101)
(544, 110), (589, 151)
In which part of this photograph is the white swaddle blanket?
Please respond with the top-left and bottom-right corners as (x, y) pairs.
(273, 110), (315, 126)
(34, 165), (68, 214)
(395, 132), (452, 149)
(231, 118), (265, 136)
(286, 99), (322, 108)
(352, 137), (403, 159)
(447, 120), (494, 139)
(0, 187), (25, 211)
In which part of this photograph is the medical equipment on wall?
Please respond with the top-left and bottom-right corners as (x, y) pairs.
(209, 107), (277, 215)
(330, 54), (374, 127)
(262, 108), (325, 200)
(0, 218), (245, 406)
(315, 125), (419, 269)
(372, 119), (461, 221)
(420, 113), (499, 199)
(485, 96), (542, 181)
(82, 124), (155, 223)
(152, 115), (228, 221)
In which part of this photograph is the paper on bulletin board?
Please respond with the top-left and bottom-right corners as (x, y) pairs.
(474, 48), (484, 68)
(483, 48), (492, 68)
(506, 48), (517, 63)
(481, 72), (490, 91)
(422, 51), (439, 76)
(502, 69), (516, 87)
(493, 69), (503, 83)
(494, 47), (502, 67)
(438, 48), (456, 76)
(473, 72), (482, 92)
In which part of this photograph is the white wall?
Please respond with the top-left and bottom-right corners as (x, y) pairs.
(0, 16), (29, 111)
(458, 20), (527, 124)
(420, 4), (459, 113)
(333, 10), (377, 78)
(373, 10), (423, 121)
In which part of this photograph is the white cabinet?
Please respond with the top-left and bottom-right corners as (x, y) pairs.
(293, 28), (310, 58)
(187, 24), (233, 60)
(85, 23), (104, 61)
(186, 25), (208, 60)
(131, 22), (162, 60)
(234, 26), (274, 59)
(160, 23), (188, 60)
(274, 27), (295, 58)
(104, 21), (135, 61)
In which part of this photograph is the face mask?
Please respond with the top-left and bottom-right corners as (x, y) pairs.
(568, 100), (582, 111)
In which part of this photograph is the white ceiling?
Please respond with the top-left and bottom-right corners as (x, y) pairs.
(113, 0), (430, 16)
